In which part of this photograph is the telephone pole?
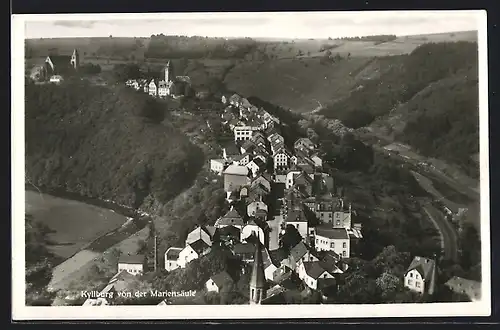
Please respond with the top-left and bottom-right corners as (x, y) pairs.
(154, 232), (157, 272)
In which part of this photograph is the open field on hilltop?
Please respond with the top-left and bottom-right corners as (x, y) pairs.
(26, 190), (129, 260)
(25, 37), (150, 60)
(225, 56), (373, 113)
(251, 30), (477, 59)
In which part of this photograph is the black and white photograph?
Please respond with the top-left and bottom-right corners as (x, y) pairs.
(12, 10), (490, 320)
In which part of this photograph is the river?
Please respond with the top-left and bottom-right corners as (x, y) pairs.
(25, 189), (150, 291)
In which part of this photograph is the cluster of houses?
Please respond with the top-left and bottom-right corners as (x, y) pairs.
(124, 60), (191, 99)
(82, 90), (481, 306)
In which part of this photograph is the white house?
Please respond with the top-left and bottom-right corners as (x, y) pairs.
(234, 153), (252, 167)
(117, 254), (146, 276)
(262, 247), (278, 282)
(205, 271), (234, 293)
(177, 240), (211, 268)
(333, 209), (352, 229)
(158, 80), (169, 97)
(404, 256), (437, 295)
(210, 159), (228, 176)
(299, 261), (334, 290)
(247, 198), (269, 217)
(223, 164), (251, 192)
(246, 157), (266, 177)
(241, 221), (266, 246)
(234, 126), (258, 142)
(285, 209), (309, 240)
(285, 170), (302, 190)
(314, 226), (350, 258)
(148, 80), (158, 97)
(164, 247), (183, 271)
(274, 149), (291, 170)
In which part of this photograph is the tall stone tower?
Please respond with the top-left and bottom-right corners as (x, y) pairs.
(70, 49), (80, 70)
(249, 232), (267, 304)
(164, 60), (174, 83)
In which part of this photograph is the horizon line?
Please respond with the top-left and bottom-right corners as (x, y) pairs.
(24, 29), (478, 40)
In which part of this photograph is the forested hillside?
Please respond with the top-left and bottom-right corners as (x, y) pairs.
(25, 81), (204, 210)
(320, 41), (479, 175)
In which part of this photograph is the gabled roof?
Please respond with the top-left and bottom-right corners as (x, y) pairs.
(303, 261), (328, 279)
(241, 139), (256, 151)
(406, 256), (436, 281)
(210, 271), (234, 288)
(249, 157), (266, 168)
(223, 142), (240, 155)
(315, 226), (349, 240)
(118, 254), (145, 264)
(229, 93), (242, 102)
(165, 247), (183, 261)
(216, 225), (241, 238)
(290, 241), (309, 261)
(224, 164), (249, 176)
(240, 98), (252, 108)
(216, 207), (245, 226)
(286, 209), (307, 223)
(232, 242), (255, 255)
(294, 137), (315, 149)
(188, 239), (210, 255)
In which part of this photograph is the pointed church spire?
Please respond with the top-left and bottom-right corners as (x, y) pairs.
(249, 231), (266, 304)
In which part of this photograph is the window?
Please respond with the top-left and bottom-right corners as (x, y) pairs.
(316, 239), (319, 244)
(336, 221), (340, 226)
(408, 279), (413, 286)
(343, 242), (347, 248)
(416, 281), (421, 288)
(342, 251), (347, 257)
(416, 274), (420, 280)
(330, 242), (335, 248)
(409, 273), (413, 278)
(329, 213), (333, 218)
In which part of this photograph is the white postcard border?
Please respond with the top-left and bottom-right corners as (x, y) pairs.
(11, 10), (491, 320)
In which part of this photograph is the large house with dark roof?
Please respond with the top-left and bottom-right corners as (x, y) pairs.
(404, 256), (437, 295)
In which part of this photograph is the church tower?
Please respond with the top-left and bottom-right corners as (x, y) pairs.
(70, 49), (80, 70)
(164, 60), (174, 83)
(249, 232), (267, 304)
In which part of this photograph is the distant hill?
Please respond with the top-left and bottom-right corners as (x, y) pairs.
(224, 37), (479, 178)
(25, 81), (204, 210)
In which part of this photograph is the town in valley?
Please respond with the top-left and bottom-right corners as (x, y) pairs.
(22, 13), (483, 308)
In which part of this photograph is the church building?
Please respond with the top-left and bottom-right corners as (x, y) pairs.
(249, 233), (267, 304)
(43, 49), (80, 79)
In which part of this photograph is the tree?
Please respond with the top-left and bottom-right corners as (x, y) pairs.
(280, 225), (302, 253)
(376, 272), (402, 301)
(25, 214), (57, 306)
